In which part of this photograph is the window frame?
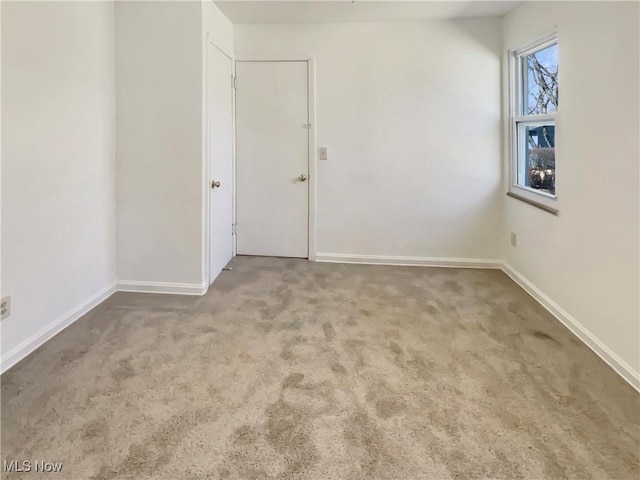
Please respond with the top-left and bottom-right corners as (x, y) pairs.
(508, 32), (559, 212)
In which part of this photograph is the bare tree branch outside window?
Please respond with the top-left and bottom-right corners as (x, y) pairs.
(528, 54), (558, 115)
(522, 43), (558, 194)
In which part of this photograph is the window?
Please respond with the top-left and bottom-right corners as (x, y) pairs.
(509, 34), (558, 211)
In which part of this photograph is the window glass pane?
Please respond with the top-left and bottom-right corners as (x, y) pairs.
(524, 43), (558, 115)
(517, 123), (556, 195)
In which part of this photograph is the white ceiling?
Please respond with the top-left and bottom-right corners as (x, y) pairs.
(214, 1), (521, 24)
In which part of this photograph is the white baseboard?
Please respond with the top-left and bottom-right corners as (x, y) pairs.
(0, 285), (117, 374)
(501, 263), (640, 393)
(116, 280), (208, 296)
(315, 253), (502, 269)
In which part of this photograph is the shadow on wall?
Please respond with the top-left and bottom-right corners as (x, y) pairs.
(448, 15), (504, 54)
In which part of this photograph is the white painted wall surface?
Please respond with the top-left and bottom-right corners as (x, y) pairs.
(1, 1), (3, 305)
(204, 1), (234, 58)
(115, 1), (203, 287)
(234, 20), (503, 261)
(1, 2), (116, 365)
(502, 2), (640, 376)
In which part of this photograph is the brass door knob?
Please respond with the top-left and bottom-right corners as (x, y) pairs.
(298, 174), (307, 182)
(211, 180), (221, 189)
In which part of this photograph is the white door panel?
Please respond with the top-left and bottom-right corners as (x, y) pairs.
(208, 45), (234, 284)
(236, 61), (309, 258)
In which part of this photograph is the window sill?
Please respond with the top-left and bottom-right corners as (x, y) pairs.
(507, 192), (559, 216)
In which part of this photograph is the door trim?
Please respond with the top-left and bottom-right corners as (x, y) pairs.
(204, 36), (236, 287)
(234, 55), (317, 261)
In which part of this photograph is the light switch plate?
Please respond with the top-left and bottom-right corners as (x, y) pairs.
(319, 147), (328, 161)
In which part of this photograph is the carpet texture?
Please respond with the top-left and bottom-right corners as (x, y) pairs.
(1, 256), (638, 479)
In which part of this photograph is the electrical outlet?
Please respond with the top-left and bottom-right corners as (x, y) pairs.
(510, 232), (517, 247)
(1, 296), (11, 320)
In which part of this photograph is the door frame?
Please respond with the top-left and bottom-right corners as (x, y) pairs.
(204, 37), (236, 287)
(234, 54), (317, 261)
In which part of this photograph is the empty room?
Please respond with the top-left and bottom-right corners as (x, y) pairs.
(1, 0), (639, 478)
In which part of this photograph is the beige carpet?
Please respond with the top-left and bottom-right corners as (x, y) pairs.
(1, 256), (638, 479)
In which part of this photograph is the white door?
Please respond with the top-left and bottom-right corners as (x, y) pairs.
(236, 61), (309, 258)
(208, 44), (234, 284)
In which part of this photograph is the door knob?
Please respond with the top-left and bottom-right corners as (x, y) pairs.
(298, 174), (307, 182)
(211, 180), (221, 189)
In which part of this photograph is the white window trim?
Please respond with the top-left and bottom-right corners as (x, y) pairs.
(508, 32), (559, 213)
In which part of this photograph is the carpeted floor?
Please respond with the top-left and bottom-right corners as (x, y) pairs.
(1, 256), (638, 479)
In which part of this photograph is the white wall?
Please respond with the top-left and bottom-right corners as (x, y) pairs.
(502, 2), (640, 379)
(115, 1), (234, 290)
(1, 2), (116, 368)
(204, 0), (234, 57)
(234, 20), (503, 261)
(1, 1), (3, 306)
(115, 1), (204, 288)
